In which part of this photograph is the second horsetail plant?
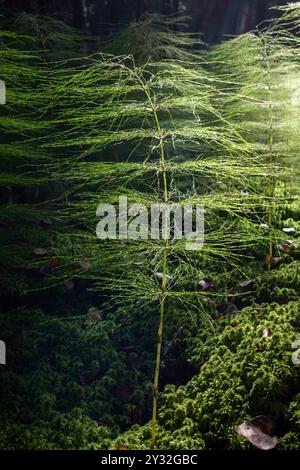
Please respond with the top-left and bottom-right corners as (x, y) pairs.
(0, 14), (98, 297)
(0, 27), (50, 295)
(209, 4), (300, 270)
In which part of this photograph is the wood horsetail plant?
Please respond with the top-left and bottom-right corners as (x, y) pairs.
(0, 15), (97, 296)
(0, 28), (51, 295)
(271, 3), (300, 202)
(42, 17), (273, 448)
(208, 5), (300, 269)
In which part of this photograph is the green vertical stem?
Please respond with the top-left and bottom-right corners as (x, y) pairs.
(151, 240), (167, 449)
(142, 81), (169, 450)
(261, 35), (274, 270)
(127, 66), (169, 449)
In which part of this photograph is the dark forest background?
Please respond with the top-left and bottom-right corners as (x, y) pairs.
(1, 0), (299, 43)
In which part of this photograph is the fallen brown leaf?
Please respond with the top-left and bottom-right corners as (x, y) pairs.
(262, 328), (273, 338)
(235, 415), (277, 450)
(39, 217), (52, 227)
(278, 240), (294, 254)
(39, 257), (60, 274)
(197, 279), (214, 290)
(33, 248), (48, 256)
(282, 227), (296, 235)
(75, 260), (91, 270)
(87, 307), (102, 322)
(239, 278), (256, 288)
(264, 254), (282, 269)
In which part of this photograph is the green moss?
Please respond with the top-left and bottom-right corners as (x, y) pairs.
(0, 409), (112, 450)
(114, 293), (300, 449)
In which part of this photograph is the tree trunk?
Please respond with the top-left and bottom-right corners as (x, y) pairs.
(136, 0), (144, 21)
(38, 0), (48, 15)
(162, 0), (172, 15)
(8, 0), (32, 11)
(173, 0), (179, 15)
(110, 0), (121, 24)
(73, 0), (85, 29)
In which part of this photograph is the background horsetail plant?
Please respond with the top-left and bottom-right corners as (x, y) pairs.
(0, 28), (48, 296)
(0, 14), (96, 297)
(208, 12), (300, 271)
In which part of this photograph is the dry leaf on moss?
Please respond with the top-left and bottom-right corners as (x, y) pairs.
(236, 416), (277, 450)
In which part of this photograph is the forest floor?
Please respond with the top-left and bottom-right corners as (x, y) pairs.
(0, 183), (299, 450)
